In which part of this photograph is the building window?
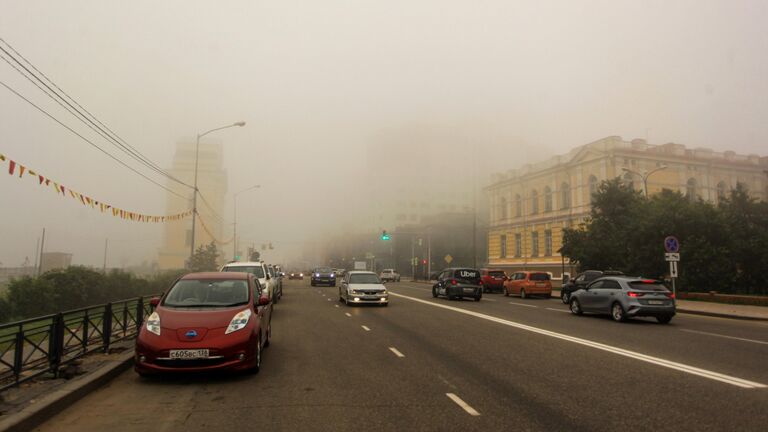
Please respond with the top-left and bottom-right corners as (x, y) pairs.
(716, 181), (727, 204)
(500, 197), (508, 220)
(589, 175), (598, 203)
(544, 187), (553, 212)
(531, 231), (539, 257)
(515, 194), (522, 217)
(500, 235), (507, 258)
(561, 182), (571, 209)
(544, 230), (552, 256)
(530, 190), (539, 214)
(514, 233), (522, 257)
(686, 178), (697, 201)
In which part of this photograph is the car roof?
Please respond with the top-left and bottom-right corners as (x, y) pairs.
(223, 261), (264, 267)
(182, 272), (249, 280)
(348, 271), (376, 275)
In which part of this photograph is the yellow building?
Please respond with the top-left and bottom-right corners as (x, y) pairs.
(158, 141), (227, 270)
(486, 136), (768, 278)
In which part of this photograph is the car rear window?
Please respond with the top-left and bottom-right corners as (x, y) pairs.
(454, 269), (480, 280)
(488, 271), (506, 277)
(530, 273), (550, 281)
(223, 265), (265, 279)
(629, 281), (668, 291)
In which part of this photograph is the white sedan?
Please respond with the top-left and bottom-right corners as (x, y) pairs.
(339, 271), (389, 306)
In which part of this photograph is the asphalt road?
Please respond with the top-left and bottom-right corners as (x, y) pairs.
(36, 280), (768, 431)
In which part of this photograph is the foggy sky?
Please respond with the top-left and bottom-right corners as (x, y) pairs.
(1, 0), (767, 268)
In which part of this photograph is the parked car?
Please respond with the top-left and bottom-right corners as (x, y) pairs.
(267, 265), (282, 303)
(569, 276), (676, 324)
(339, 271), (389, 306)
(311, 267), (337, 286)
(503, 271), (552, 299)
(561, 270), (625, 304)
(289, 271), (304, 280)
(220, 261), (278, 302)
(134, 272), (272, 375)
(379, 269), (401, 282)
(480, 268), (507, 293)
(432, 268), (483, 301)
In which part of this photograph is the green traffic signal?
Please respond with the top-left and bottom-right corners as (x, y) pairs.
(381, 230), (391, 241)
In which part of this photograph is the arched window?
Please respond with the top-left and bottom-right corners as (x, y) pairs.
(544, 187), (553, 212)
(499, 197), (508, 220)
(686, 178), (697, 201)
(716, 181), (727, 204)
(514, 194), (522, 217)
(588, 175), (598, 203)
(623, 172), (634, 190)
(530, 190), (539, 214)
(561, 182), (571, 209)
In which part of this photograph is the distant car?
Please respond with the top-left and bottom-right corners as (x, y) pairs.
(561, 270), (625, 304)
(289, 272), (304, 280)
(379, 269), (401, 282)
(134, 272), (272, 376)
(267, 265), (282, 303)
(339, 271), (389, 306)
(569, 276), (676, 324)
(220, 261), (278, 303)
(311, 267), (336, 287)
(432, 268), (483, 301)
(503, 271), (552, 299)
(480, 268), (507, 293)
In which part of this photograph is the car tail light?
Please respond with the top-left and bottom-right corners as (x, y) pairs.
(665, 292), (675, 299)
(627, 292), (645, 297)
(451, 279), (457, 285)
(479, 280), (483, 285)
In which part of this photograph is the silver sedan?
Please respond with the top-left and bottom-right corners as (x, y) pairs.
(569, 276), (676, 324)
(339, 271), (389, 306)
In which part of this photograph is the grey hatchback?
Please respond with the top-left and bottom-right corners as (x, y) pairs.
(569, 277), (676, 324)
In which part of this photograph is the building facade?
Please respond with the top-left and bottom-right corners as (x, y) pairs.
(486, 136), (768, 278)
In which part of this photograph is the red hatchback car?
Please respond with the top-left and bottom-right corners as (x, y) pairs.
(135, 272), (272, 376)
(480, 268), (508, 293)
(503, 271), (553, 299)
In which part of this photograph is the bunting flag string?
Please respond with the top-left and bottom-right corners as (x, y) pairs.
(0, 152), (192, 223)
(197, 212), (235, 245)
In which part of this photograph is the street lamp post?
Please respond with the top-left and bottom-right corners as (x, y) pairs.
(233, 184), (260, 260)
(190, 121), (246, 260)
(622, 165), (667, 198)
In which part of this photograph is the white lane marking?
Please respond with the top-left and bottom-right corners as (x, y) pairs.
(680, 329), (768, 346)
(362, 325), (371, 331)
(446, 393), (480, 416)
(437, 374), (457, 390)
(509, 302), (538, 308)
(345, 313), (352, 317)
(546, 308), (570, 313)
(389, 347), (405, 358)
(334, 305), (339, 308)
(327, 298), (331, 301)
(388, 291), (767, 389)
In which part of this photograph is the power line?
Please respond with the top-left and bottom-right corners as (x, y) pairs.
(0, 38), (192, 189)
(197, 191), (228, 223)
(0, 78), (188, 199)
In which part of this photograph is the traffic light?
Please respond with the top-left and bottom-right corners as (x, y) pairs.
(421, 259), (427, 265)
(381, 230), (391, 241)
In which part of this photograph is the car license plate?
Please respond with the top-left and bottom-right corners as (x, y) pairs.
(463, 288), (475, 293)
(648, 300), (665, 305)
(364, 296), (378, 300)
(169, 349), (209, 359)
(536, 283), (544, 287)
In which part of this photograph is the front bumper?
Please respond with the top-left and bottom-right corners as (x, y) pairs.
(312, 276), (336, 284)
(347, 293), (388, 304)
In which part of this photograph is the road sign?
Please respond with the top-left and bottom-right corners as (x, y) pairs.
(670, 261), (678, 278)
(444, 254), (453, 264)
(664, 236), (680, 253)
(665, 253), (680, 262)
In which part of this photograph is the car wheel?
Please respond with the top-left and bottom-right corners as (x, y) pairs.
(561, 291), (570, 304)
(432, 288), (438, 298)
(311, 281), (315, 287)
(570, 298), (583, 315)
(504, 288), (509, 297)
(264, 320), (272, 348)
(520, 288), (526, 299)
(656, 315), (672, 324)
(611, 302), (627, 322)
(250, 335), (262, 374)
(381, 303), (388, 307)
(474, 296), (482, 302)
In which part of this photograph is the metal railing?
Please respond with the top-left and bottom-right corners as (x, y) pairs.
(0, 295), (158, 392)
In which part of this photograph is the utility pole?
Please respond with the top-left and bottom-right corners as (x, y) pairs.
(102, 238), (109, 273)
(38, 228), (46, 276)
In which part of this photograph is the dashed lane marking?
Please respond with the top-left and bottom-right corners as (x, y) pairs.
(446, 393), (480, 416)
(546, 307), (570, 313)
(509, 302), (538, 308)
(345, 313), (352, 317)
(361, 325), (371, 331)
(389, 347), (405, 358)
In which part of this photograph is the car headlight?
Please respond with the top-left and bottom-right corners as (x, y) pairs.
(225, 309), (252, 334)
(146, 311), (161, 336)
(315, 273), (320, 277)
(300, 273), (303, 277)
(330, 273), (335, 277)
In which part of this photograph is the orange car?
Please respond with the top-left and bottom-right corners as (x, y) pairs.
(503, 271), (552, 299)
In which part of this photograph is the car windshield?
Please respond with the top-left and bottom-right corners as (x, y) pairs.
(488, 271), (506, 277)
(349, 274), (380, 284)
(530, 273), (550, 281)
(223, 265), (265, 279)
(316, 268), (332, 273)
(164, 279), (250, 307)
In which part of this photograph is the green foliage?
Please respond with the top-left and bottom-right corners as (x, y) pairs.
(185, 241), (220, 272)
(563, 180), (768, 295)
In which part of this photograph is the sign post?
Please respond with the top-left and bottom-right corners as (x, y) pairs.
(663, 236), (680, 297)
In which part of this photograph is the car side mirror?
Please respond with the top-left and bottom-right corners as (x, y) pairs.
(258, 295), (271, 306)
(149, 297), (160, 307)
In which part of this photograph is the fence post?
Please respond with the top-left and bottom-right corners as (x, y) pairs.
(102, 303), (112, 353)
(50, 313), (64, 377)
(136, 297), (145, 329)
(82, 309), (89, 352)
(13, 326), (24, 384)
(122, 302), (128, 338)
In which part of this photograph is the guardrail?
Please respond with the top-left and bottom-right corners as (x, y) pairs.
(0, 294), (158, 392)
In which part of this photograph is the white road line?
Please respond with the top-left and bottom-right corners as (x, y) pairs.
(509, 302), (538, 308)
(334, 305), (339, 308)
(327, 298), (331, 301)
(389, 347), (405, 358)
(388, 291), (767, 389)
(546, 308), (570, 313)
(345, 312), (352, 317)
(446, 393), (480, 416)
(680, 329), (768, 346)
(362, 325), (371, 331)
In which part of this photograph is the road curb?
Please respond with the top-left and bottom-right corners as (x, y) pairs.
(675, 308), (768, 321)
(0, 349), (135, 432)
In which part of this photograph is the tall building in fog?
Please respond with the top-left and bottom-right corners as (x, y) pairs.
(486, 136), (768, 277)
(158, 141), (228, 269)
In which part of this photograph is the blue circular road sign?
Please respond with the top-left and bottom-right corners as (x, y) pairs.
(664, 236), (680, 253)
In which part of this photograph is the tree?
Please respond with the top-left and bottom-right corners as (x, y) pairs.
(186, 241), (220, 272)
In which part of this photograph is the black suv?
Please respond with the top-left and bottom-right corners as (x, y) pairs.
(560, 270), (625, 304)
(432, 268), (483, 301)
(311, 267), (337, 287)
